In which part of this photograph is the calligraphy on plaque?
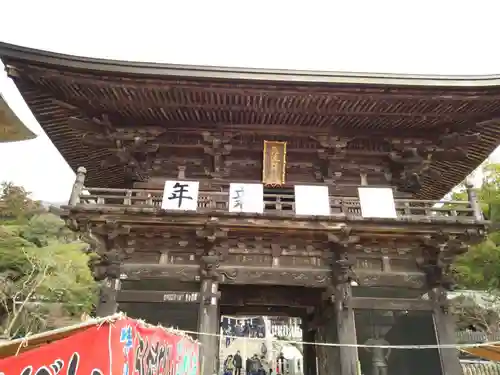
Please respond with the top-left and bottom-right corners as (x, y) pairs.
(262, 141), (287, 186)
(294, 185), (331, 216)
(162, 180), (200, 211)
(229, 183), (264, 213)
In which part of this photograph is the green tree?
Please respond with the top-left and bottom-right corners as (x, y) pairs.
(0, 182), (97, 339)
(451, 163), (500, 291)
(21, 213), (77, 247)
(0, 182), (42, 223)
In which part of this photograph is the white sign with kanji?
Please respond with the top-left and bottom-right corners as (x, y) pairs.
(294, 185), (331, 216)
(229, 183), (264, 213)
(161, 180), (200, 211)
(358, 187), (397, 218)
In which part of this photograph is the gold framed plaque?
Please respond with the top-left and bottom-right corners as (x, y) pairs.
(262, 141), (287, 186)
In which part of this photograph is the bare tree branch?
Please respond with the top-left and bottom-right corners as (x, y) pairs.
(3, 261), (49, 338)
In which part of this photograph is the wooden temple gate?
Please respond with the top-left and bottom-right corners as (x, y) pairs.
(63, 168), (486, 375)
(1, 42), (498, 375)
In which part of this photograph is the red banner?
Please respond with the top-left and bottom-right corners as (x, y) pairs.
(0, 318), (199, 375)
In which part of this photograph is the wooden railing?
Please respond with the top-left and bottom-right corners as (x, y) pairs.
(70, 186), (479, 220)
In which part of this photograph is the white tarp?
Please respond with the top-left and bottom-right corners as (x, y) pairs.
(294, 185), (330, 216)
(358, 187), (397, 219)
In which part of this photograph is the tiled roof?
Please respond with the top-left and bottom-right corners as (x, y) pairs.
(0, 93), (36, 142)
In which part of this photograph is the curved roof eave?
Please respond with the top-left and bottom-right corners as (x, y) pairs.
(0, 93), (36, 143)
(1, 42), (500, 88)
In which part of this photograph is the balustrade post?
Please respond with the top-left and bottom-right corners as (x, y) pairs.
(123, 190), (132, 205)
(360, 172), (368, 186)
(177, 165), (186, 180)
(466, 181), (483, 220)
(68, 166), (87, 205)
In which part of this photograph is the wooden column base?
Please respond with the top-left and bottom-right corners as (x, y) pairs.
(303, 327), (318, 375)
(335, 284), (358, 375)
(431, 288), (463, 375)
(198, 278), (220, 375)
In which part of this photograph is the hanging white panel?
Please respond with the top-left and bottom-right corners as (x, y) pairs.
(357, 187), (397, 218)
(161, 180), (199, 211)
(294, 185), (330, 216)
(229, 183), (264, 213)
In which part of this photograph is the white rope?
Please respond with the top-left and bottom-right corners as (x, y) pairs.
(168, 328), (500, 350)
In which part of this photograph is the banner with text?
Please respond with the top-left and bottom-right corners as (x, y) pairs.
(0, 318), (199, 375)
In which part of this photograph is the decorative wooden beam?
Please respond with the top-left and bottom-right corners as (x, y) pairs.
(63, 208), (486, 237)
(350, 297), (433, 311)
(117, 290), (200, 303)
(117, 287), (319, 307)
(63, 116), (478, 148)
(220, 305), (307, 317)
(220, 285), (320, 307)
(120, 263), (426, 289)
(92, 220), (131, 240)
(201, 131), (235, 179)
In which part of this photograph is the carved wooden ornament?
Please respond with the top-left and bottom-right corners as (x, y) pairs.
(262, 141), (287, 186)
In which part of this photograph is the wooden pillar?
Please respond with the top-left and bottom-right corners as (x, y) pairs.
(92, 249), (122, 317)
(326, 232), (359, 375)
(198, 259), (220, 375)
(302, 321), (317, 375)
(68, 166), (86, 205)
(96, 277), (121, 317)
(335, 283), (358, 375)
(430, 287), (463, 375)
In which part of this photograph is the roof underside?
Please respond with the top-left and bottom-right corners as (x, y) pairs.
(0, 92), (36, 142)
(1, 43), (500, 199)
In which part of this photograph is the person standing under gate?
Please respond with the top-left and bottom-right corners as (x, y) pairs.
(233, 350), (243, 375)
(224, 355), (235, 375)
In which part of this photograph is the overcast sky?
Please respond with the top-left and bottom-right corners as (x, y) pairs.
(0, 0), (499, 201)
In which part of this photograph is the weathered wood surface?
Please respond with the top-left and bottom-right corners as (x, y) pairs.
(120, 263), (427, 288)
(302, 325), (318, 375)
(60, 206), (487, 245)
(315, 309), (340, 375)
(198, 278), (219, 375)
(336, 285), (358, 375)
(64, 212), (486, 241)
